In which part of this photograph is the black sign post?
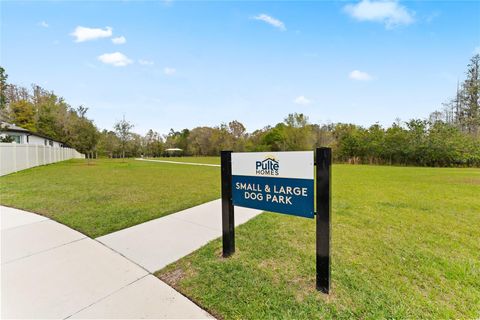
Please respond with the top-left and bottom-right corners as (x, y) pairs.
(221, 150), (235, 257)
(316, 147), (331, 294)
(221, 148), (331, 293)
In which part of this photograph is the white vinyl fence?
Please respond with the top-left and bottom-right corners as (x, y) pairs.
(0, 143), (84, 176)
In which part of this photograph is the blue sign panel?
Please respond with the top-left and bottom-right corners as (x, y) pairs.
(231, 151), (314, 219)
(232, 175), (314, 218)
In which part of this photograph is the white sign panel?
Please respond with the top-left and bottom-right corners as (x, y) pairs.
(231, 151), (314, 179)
(231, 151), (315, 218)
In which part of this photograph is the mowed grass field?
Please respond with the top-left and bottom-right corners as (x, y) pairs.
(157, 165), (480, 319)
(0, 158), (220, 237)
(1, 158), (479, 317)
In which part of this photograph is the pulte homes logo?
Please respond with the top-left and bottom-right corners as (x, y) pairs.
(255, 155), (279, 176)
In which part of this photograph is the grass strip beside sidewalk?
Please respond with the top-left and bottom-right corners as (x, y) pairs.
(157, 165), (480, 319)
(0, 158), (220, 237)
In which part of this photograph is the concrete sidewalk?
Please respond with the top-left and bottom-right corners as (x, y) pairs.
(1, 206), (213, 319)
(1, 201), (261, 319)
(97, 199), (261, 272)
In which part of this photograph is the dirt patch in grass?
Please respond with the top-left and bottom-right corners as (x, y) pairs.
(159, 268), (185, 287)
(460, 177), (480, 185)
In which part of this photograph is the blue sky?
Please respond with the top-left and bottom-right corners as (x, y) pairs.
(1, 0), (479, 134)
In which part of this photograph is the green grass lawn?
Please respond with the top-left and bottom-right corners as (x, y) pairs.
(157, 165), (480, 319)
(0, 158), (220, 237)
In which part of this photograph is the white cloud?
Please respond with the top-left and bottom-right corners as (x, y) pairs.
(71, 26), (113, 42)
(112, 36), (126, 45)
(39, 21), (49, 28)
(98, 52), (133, 67)
(344, 0), (414, 29)
(253, 14), (286, 31)
(164, 67), (176, 75)
(349, 70), (373, 81)
(139, 59), (154, 66)
(293, 96), (311, 105)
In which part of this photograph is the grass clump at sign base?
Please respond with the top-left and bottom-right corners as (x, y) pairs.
(157, 165), (480, 319)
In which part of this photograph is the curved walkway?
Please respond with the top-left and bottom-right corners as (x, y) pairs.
(1, 205), (212, 319)
(1, 200), (261, 319)
(97, 199), (260, 273)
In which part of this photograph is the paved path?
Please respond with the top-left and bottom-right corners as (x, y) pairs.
(135, 158), (220, 167)
(1, 201), (261, 318)
(98, 200), (261, 272)
(1, 206), (211, 319)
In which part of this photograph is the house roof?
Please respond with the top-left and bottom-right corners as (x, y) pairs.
(0, 122), (67, 145)
(0, 122), (29, 133)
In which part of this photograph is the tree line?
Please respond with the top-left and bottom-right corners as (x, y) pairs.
(1, 54), (479, 167)
(0, 67), (97, 154)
